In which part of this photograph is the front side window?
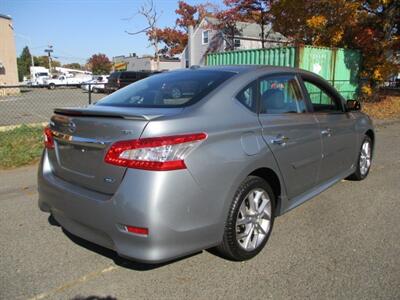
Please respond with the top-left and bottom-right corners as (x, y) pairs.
(96, 70), (235, 108)
(259, 76), (307, 114)
(303, 80), (343, 112)
(202, 30), (209, 44)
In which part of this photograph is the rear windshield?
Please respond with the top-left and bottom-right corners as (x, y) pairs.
(96, 70), (236, 108)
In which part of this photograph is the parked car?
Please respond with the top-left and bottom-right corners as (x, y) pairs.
(38, 66), (374, 263)
(44, 75), (92, 89)
(81, 75), (109, 93)
(104, 71), (155, 93)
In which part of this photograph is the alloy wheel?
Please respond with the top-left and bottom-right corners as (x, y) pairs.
(360, 140), (371, 176)
(236, 188), (272, 251)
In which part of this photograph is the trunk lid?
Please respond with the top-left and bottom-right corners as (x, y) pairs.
(48, 106), (183, 194)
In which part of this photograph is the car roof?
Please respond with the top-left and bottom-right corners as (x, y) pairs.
(181, 65), (328, 84)
(176, 65), (316, 76)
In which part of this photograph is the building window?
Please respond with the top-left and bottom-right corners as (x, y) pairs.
(202, 30), (209, 44)
(234, 39), (241, 48)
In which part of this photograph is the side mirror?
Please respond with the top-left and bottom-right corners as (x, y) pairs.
(346, 99), (361, 111)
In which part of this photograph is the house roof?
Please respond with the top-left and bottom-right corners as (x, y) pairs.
(204, 16), (287, 42)
(179, 16), (289, 57)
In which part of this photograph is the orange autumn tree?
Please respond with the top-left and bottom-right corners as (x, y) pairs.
(151, 27), (188, 56)
(223, 0), (274, 49)
(271, 0), (400, 99)
(154, 1), (215, 57)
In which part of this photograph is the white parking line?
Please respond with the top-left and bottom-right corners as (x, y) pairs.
(28, 265), (118, 300)
(0, 97), (22, 102)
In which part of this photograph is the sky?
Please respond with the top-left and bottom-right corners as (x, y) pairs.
(1, 0), (223, 64)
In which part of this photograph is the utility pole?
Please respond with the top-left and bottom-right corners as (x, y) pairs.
(44, 45), (53, 75)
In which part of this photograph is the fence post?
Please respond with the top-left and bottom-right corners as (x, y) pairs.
(88, 84), (92, 105)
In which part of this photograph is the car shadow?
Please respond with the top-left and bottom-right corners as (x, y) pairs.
(47, 215), (202, 271)
(71, 296), (117, 300)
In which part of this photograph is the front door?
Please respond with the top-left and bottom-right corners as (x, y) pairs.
(301, 78), (358, 183)
(257, 74), (322, 199)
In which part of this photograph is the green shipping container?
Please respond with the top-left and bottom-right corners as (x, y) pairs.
(206, 46), (361, 99)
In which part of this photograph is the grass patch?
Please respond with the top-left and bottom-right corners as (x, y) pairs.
(0, 125), (44, 169)
(363, 96), (400, 120)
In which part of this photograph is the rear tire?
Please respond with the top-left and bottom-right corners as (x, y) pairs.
(48, 83), (55, 90)
(216, 176), (275, 261)
(347, 135), (372, 181)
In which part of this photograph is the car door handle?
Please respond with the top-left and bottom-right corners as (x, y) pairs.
(271, 135), (289, 146)
(321, 128), (332, 137)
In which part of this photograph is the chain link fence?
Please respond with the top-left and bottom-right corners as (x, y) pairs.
(0, 84), (105, 127)
(2, 79), (391, 128)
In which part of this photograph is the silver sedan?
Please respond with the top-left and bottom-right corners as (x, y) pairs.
(38, 66), (374, 263)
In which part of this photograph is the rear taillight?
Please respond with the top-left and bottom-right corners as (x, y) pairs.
(125, 225), (149, 236)
(104, 133), (207, 171)
(44, 126), (54, 149)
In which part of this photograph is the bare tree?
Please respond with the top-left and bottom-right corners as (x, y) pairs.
(125, 0), (162, 70)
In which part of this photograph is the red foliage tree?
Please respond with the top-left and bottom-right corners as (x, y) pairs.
(215, 8), (243, 50)
(223, 0), (274, 48)
(153, 1), (215, 57)
(87, 53), (112, 75)
(150, 28), (188, 56)
(175, 1), (198, 30)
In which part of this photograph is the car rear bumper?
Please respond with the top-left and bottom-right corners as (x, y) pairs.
(37, 151), (222, 263)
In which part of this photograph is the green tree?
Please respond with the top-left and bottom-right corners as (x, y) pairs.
(17, 46), (32, 81)
(33, 55), (61, 70)
(62, 63), (83, 70)
(87, 53), (112, 75)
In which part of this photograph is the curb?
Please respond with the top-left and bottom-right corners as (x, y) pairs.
(0, 122), (48, 132)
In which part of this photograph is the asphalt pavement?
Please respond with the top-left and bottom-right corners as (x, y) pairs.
(0, 121), (399, 300)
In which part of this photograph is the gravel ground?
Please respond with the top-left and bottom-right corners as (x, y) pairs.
(0, 122), (399, 300)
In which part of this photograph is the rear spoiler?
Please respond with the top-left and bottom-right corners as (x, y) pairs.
(54, 107), (151, 121)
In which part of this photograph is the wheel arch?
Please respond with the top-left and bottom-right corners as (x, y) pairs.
(248, 167), (282, 214)
(365, 129), (375, 156)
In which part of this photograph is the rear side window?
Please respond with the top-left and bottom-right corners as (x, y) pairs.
(96, 70), (236, 108)
(259, 75), (307, 114)
(236, 82), (257, 112)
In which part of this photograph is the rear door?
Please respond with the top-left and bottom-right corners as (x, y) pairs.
(300, 75), (357, 183)
(257, 74), (322, 199)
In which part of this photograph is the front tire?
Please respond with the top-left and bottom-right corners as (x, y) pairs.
(217, 176), (275, 261)
(348, 135), (372, 181)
